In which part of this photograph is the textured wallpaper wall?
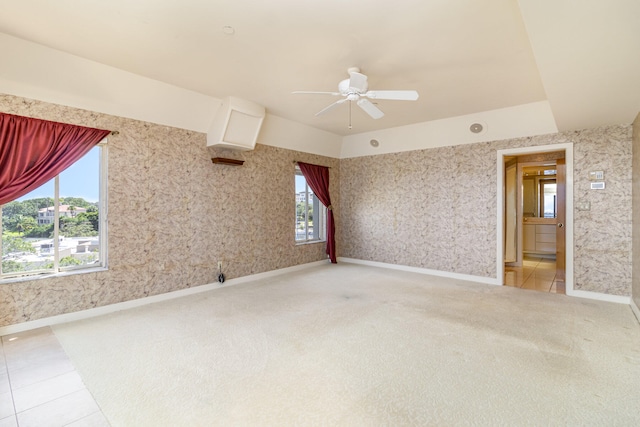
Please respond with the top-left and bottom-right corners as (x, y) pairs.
(0, 95), (339, 327)
(0, 93), (633, 328)
(632, 114), (640, 308)
(340, 126), (633, 296)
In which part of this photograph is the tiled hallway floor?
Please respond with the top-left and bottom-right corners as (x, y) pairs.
(0, 327), (109, 427)
(504, 255), (565, 294)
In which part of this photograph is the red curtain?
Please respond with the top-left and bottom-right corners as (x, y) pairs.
(297, 161), (336, 263)
(0, 113), (110, 206)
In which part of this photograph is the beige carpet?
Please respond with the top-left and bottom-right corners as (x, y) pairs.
(53, 263), (640, 426)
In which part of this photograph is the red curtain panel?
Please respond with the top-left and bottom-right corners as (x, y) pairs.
(0, 113), (110, 205)
(297, 161), (336, 263)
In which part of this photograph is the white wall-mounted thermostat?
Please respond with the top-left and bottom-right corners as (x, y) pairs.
(590, 182), (605, 190)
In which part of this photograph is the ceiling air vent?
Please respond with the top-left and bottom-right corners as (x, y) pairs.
(207, 97), (265, 151)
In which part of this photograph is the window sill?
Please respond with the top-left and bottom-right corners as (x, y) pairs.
(0, 266), (108, 285)
(295, 240), (326, 246)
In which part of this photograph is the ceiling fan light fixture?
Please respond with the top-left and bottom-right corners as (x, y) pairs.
(292, 67), (419, 126)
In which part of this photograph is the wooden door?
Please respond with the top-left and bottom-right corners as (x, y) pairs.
(556, 158), (566, 281)
(504, 162), (517, 263)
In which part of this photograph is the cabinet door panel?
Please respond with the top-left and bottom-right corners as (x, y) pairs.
(536, 241), (556, 253)
(523, 224), (536, 252)
(536, 224), (556, 234)
(536, 233), (557, 243)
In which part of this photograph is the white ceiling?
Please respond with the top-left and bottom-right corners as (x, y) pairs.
(0, 0), (638, 136)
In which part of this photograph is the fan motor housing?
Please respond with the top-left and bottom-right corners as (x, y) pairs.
(339, 78), (367, 95)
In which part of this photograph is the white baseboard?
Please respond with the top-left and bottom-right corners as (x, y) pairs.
(631, 298), (640, 323)
(564, 289), (631, 305)
(337, 257), (498, 285)
(339, 257), (634, 306)
(0, 260), (330, 336)
(3, 258), (632, 336)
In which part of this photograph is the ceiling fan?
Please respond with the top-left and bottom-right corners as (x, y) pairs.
(293, 67), (419, 128)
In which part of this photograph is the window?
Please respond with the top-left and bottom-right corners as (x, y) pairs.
(540, 179), (557, 218)
(1, 143), (107, 279)
(295, 166), (326, 243)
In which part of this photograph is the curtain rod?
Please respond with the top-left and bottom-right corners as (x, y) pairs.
(292, 160), (331, 168)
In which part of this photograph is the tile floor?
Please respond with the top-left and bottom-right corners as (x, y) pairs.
(504, 255), (565, 294)
(0, 327), (109, 427)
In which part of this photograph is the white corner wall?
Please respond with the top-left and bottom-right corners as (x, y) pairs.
(0, 32), (219, 132)
(1, 31), (559, 160)
(258, 114), (342, 158)
(0, 32), (343, 159)
(340, 101), (558, 158)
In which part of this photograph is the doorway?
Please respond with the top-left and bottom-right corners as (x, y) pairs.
(496, 144), (574, 293)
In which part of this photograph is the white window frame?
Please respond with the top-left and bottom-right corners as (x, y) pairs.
(0, 140), (108, 280)
(295, 166), (326, 244)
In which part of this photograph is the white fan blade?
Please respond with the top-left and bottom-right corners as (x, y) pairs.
(348, 72), (368, 92)
(364, 90), (419, 101)
(315, 99), (346, 116)
(292, 91), (341, 96)
(357, 99), (384, 119)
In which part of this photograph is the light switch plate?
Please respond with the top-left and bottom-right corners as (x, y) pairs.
(589, 171), (604, 180)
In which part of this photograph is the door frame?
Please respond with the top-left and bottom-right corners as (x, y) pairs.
(496, 143), (574, 293)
